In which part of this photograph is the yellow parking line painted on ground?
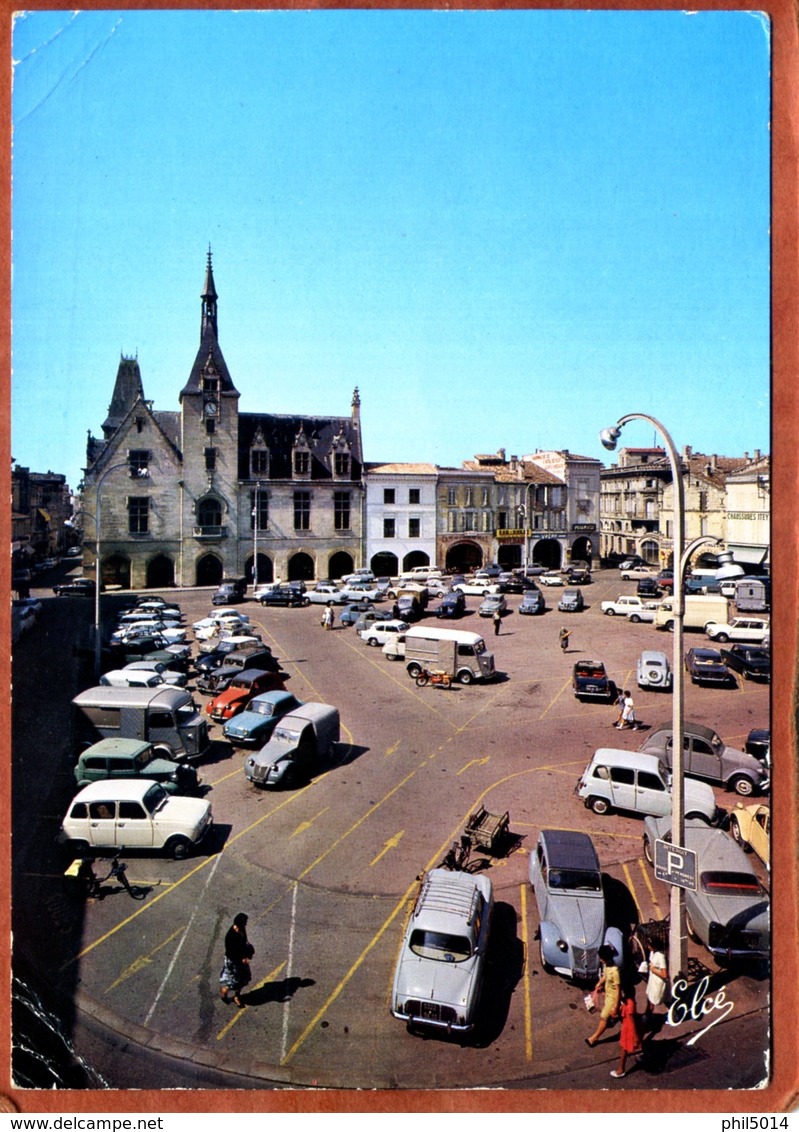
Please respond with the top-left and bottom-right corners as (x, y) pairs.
(290, 808), (329, 838)
(457, 756), (490, 776)
(370, 831), (404, 867)
(105, 927), (185, 992)
(637, 857), (663, 917)
(384, 740), (401, 759)
(216, 960), (287, 1041)
(520, 882), (533, 1062)
(538, 674), (573, 720)
(282, 874), (422, 1066)
(621, 863), (641, 922)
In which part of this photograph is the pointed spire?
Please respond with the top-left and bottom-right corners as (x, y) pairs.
(102, 354), (145, 438)
(201, 245), (218, 341)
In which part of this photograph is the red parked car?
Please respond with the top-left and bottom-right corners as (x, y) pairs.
(205, 669), (287, 723)
(657, 571), (674, 592)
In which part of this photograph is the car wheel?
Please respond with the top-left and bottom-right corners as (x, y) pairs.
(629, 614), (641, 623)
(604, 608), (615, 616)
(458, 670), (473, 685)
(302, 597), (311, 607)
(407, 663), (422, 679)
(539, 937), (554, 975)
(715, 632), (730, 643)
(153, 744), (174, 760)
(367, 637), (379, 647)
(686, 810), (710, 823)
(664, 621), (674, 633)
(730, 775), (755, 797)
(167, 836), (192, 861)
(643, 835), (654, 866)
(730, 817), (751, 850)
(589, 796), (610, 815)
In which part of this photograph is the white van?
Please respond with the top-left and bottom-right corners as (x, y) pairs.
(654, 594), (730, 632)
(577, 749), (718, 822)
(403, 626), (495, 685)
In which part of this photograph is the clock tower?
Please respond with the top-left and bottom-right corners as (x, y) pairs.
(179, 250), (240, 578)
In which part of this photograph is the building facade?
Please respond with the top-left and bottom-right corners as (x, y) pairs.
(364, 464), (439, 575)
(82, 254), (364, 590)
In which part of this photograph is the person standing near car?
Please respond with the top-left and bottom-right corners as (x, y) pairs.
(641, 939), (668, 1029)
(493, 607), (502, 636)
(559, 626), (570, 652)
(323, 603), (334, 631)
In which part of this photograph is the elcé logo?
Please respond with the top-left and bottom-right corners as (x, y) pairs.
(666, 974), (734, 1045)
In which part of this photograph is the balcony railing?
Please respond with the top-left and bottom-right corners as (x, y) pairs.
(193, 525), (228, 539)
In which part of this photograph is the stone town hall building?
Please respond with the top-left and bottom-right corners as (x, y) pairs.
(83, 254), (364, 590)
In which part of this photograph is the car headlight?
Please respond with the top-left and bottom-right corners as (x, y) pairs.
(556, 939), (568, 953)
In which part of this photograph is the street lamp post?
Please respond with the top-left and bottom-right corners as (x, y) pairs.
(93, 460), (149, 678)
(600, 413), (687, 985)
(252, 482), (262, 588)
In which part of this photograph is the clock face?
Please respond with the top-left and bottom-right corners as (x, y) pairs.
(204, 400), (218, 417)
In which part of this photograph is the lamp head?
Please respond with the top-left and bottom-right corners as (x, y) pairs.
(599, 425), (622, 451)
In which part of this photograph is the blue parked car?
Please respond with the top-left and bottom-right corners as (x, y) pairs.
(223, 690), (304, 748)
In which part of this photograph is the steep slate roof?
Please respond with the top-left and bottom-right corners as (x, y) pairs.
(103, 356), (145, 437)
(179, 252), (239, 399)
(237, 413), (362, 481)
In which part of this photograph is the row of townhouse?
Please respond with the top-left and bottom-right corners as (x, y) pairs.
(75, 254), (769, 590)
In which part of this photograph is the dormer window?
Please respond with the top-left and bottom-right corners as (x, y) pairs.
(294, 450), (309, 476)
(334, 451), (350, 477)
(251, 448), (269, 477)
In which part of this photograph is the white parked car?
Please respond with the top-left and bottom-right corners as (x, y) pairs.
(60, 779), (213, 859)
(110, 623), (188, 645)
(619, 565), (658, 580)
(391, 868), (494, 1035)
(600, 595), (646, 617)
(197, 632), (261, 655)
(100, 669), (165, 689)
(705, 617), (770, 644)
(359, 619), (410, 647)
(452, 580), (500, 596)
(627, 601), (662, 624)
(122, 661), (188, 687)
(382, 634), (406, 661)
(636, 650), (673, 690)
(307, 584), (349, 605)
(340, 584), (385, 602)
(538, 571), (565, 587)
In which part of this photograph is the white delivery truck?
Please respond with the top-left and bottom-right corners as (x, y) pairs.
(403, 626), (496, 685)
(654, 594), (730, 632)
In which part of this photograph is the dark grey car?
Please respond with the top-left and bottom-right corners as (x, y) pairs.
(641, 722), (768, 797)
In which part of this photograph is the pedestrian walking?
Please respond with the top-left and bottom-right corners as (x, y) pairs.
(493, 608), (502, 636)
(219, 912), (254, 1008)
(617, 689), (636, 729)
(611, 987), (643, 1078)
(641, 939), (668, 1029)
(585, 944), (621, 1046)
(323, 603), (334, 631)
(559, 626), (570, 652)
(613, 688), (626, 727)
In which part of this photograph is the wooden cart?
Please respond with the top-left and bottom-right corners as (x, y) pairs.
(464, 805), (510, 855)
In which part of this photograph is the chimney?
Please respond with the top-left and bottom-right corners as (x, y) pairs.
(498, 448), (506, 462)
(753, 449), (761, 461)
(681, 445), (693, 460)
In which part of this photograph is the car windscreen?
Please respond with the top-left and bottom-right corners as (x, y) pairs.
(549, 869), (602, 892)
(176, 702), (199, 723)
(700, 871), (762, 897)
(143, 783), (169, 814)
(250, 701), (276, 717)
(409, 929), (472, 962)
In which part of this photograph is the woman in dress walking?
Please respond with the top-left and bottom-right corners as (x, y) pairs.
(219, 912), (254, 1008)
(611, 987), (643, 1078)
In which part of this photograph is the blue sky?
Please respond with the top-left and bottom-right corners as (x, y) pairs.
(12, 9), (770, 491)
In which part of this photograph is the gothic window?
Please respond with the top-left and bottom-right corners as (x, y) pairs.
(128, 496), (149, 534)
(198, 498), (222, 529)
(251, 490), (269, 531)
(128, 450), (150, 476)
(293, 491), (310, 531)
(334, 491), (351, 531)
(251, 449), (269, 477)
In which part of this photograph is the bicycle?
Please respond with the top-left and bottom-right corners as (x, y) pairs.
(64, 855), (149, 901)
